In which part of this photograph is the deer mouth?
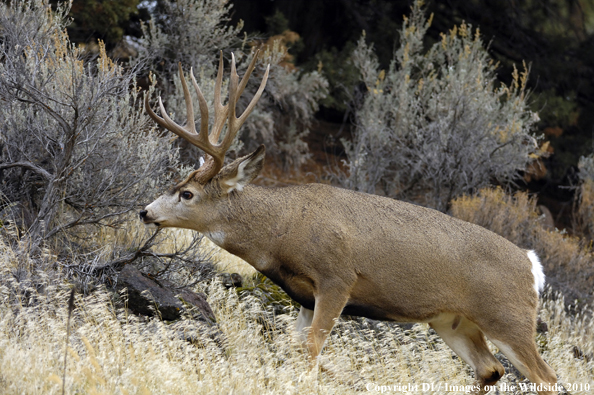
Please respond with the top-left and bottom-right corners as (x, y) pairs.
(143, 219), (161, 228)
(144, 219), (161, 228)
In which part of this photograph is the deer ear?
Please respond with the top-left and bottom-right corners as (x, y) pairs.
(219, 145), (265, 194)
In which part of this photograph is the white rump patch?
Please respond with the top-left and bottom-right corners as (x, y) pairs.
(527, 250), (545, 294)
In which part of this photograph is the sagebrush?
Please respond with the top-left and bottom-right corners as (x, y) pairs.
(0, 0), (178, 250)
(338, 2), (543, 211)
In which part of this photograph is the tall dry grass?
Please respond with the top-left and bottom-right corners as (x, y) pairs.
(575, 178), (594, 243)
(1, 231), (593, 394)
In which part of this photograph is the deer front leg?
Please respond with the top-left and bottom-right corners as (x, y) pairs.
(306, 289), (350, 365)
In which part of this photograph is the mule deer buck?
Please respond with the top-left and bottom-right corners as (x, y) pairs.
(140, 52), (558, 394)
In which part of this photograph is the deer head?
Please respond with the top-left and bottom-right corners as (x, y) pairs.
(140, 52), (269, 231)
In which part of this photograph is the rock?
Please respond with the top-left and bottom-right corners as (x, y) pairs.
(177, 289), (216, 322)
(536, 317), (548, 334)
(220, 272), (243, 288)
(116, 265), (215, 324)
(572, 345), (593, 362)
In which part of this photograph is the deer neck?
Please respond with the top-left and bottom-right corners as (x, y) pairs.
(201, 184), (284, 268)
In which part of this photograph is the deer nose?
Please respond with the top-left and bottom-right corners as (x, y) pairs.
(139, 210), (148, 219)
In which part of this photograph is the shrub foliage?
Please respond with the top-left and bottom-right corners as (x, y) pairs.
(340, 2), (543, 211)
(575, 154), (594, 241)
(0, 0), (177, 251)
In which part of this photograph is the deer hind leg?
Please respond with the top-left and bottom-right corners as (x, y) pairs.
(474, 306), (557, 395)
(488, 337), (557, 395)
(430, 314), (504, 392)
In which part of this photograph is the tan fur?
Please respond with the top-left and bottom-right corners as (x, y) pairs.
(142, 54), (557, 394)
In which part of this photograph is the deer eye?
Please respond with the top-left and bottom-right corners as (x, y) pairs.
(181, 191), (193, 200)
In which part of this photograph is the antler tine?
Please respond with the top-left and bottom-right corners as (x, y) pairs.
(145, 66), (206, 149)
(225, 53), (240, 142)
(145, 94), (194, 145)
(237, 49), (261, 98)
(189, 66), (209, 141)
(219, 58), (270, 151)
(177, 63), (197, 135)
(210, 51), (228, 145)
(145, 93), (171, 131)
(216, 53), (240, 155)
(236, 64), (270, 127)
(210, 50), (262, 146)
(145, 51), (269, 184)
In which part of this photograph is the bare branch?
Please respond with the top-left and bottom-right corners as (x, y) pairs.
(0, 161), (53, 181)
(71, 229), (163, 273)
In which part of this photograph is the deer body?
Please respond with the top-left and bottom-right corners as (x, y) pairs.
(180, 182), (533, 323)
(141, 53), (558, 394)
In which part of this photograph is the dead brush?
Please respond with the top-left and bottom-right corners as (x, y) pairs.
(574, 178), (594, 243)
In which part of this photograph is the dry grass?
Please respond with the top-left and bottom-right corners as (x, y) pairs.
(0, 187), (593, 394)
(575, 178), (594, 242)
(1, 231), (593, 394)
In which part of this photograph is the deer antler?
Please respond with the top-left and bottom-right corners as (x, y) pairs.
(145, 51), (270, 183)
